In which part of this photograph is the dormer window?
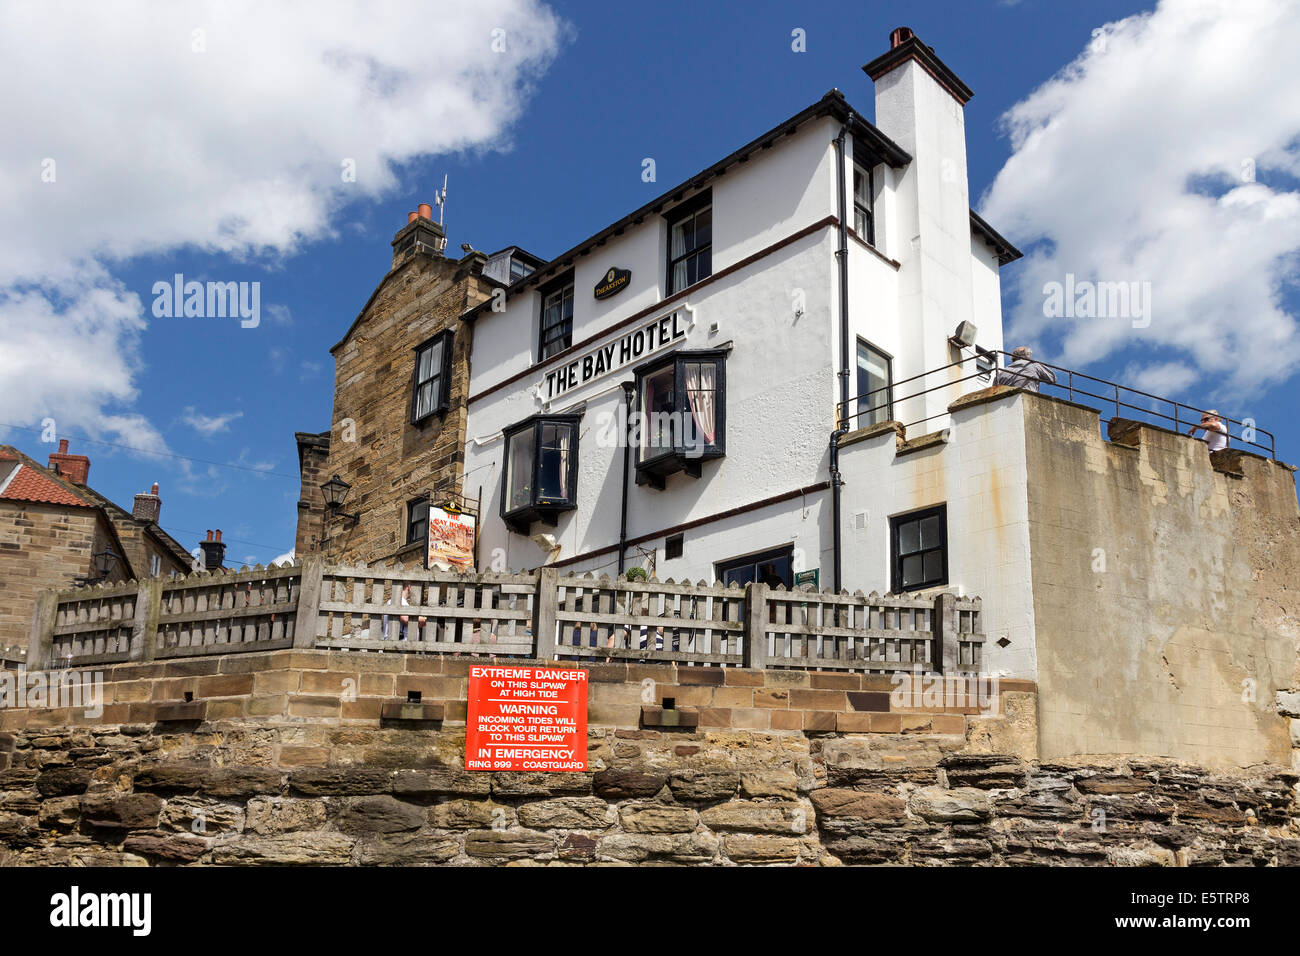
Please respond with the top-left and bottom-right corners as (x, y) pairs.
(410, 330), (453, 423)
(634, 349), (727, 489)
(501, 414), (580, 534)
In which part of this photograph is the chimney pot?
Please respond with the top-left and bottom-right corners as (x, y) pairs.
(151, 482), (159, 495)
(206, 530), (213, 542)
(215, 529), (222, 542)
(417, 202), (433, 220)
(891, 26), (914, 48)
(199, 530), (227, 571)
(407, 211), (418, 224)
(58, 439), (69, 454)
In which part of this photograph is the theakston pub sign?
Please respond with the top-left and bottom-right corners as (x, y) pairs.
(540, 308), (688, 401)
(594, 267), (630, 300)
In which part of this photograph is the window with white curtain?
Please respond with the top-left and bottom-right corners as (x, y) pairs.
(633, 348), (727, 488)
(500, 415), (581, 534)
(666, 193), (712, 294)
(410, 330), (453, 422)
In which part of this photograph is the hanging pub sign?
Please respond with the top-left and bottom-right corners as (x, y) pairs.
(541, 308), (689, 401)
(427, 504), (476, 571)
(594, 267), (631, 300)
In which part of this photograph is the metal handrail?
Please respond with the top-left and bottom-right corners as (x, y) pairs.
(838, 349), (1276, 460)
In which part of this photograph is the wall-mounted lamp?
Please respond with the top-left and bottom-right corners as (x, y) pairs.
(75, 548), (119, 586)
(320, 474), (359, 527)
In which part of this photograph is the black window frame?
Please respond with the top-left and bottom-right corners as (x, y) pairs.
(715, 545), (795, 590)
(409, 329), (454, 424)
(632, 347), (728, 490)
(406, 497), (430, 547)
(890, 504), (948, 593)
(537, 272), (575, 362)
(665, 190), (713, 295)
(852, 155), (876, 247)
(855, 338), (894, 426)
(500, 413), (582, 535)
(664, 533), (684, 561)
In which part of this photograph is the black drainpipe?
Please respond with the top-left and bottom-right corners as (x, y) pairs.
(830, 112), (854, 595)
(617, 382), (635, 574)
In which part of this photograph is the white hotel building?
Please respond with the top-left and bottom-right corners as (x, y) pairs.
(461, 28), (1024, 657)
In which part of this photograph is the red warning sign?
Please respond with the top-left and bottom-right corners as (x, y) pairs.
(465, 666), (588, 772)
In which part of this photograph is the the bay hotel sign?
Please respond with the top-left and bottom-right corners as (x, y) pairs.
(539, 307), (691, 401)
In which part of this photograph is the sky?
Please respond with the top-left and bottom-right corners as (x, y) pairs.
(1, 0), (1297, 567)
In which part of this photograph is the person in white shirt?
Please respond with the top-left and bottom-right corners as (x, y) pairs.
(993, 346), (1058, 392)
(1187, 410), (1228, 452)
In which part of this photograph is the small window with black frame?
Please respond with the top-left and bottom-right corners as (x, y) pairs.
(890, 505), (947, 592)
(666, 191), (712, 294)
(406, 497), (430, 546)
(856, 339), (893, 426)
(410, 330), (453, 423)
(716, 546), (794, 590)
(501, 414), (581, 534)
(538, 274), (574, 361)
(633, 348), (727, 489)
(852, 161), (875, 246)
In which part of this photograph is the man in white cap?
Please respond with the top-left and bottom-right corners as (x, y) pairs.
(994, 346), (1058, 392)
(1187, 410), (1228, 452)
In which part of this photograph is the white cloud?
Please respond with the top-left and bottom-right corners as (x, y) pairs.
(0, 0), (568, 447)
(980, 0), (1300, 403)
(181, 407), (244, 436)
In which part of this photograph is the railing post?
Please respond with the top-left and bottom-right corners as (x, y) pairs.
(533, 567), (558, 661)
(27, 589), (58, 671)
(132, 579), (162, 662)
(743, 581), (768, 670)
(293, 555), (324, 649)
(933, 592), (957, 675)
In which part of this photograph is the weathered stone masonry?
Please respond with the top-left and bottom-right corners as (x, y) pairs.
(2, 650), (1298, 866)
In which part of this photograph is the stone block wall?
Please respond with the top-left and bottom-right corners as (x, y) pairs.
(2, 721), (1298, 866)
(0, 650), (1034, 747)
(303, 250), (494, 567)
(0, 504), (123, 664)
(1022, 397), (1300, 768)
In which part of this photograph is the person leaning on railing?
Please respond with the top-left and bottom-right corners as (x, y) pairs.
(1187, 410), (1228, 452)
(993, 346), (1058, 393)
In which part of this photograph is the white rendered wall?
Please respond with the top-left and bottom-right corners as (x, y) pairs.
(872, 61), (978, 428)
(837, 392), (1037, 680)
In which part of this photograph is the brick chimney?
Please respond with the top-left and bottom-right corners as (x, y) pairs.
(132, 482), (161, 523)
(199, 529), (226, 570)
(47, 438), (90, 485)
(391, 202), (447, 270)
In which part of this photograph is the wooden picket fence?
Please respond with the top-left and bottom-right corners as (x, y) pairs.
(28, 557), (984, 674)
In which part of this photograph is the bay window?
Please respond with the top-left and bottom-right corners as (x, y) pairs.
(501, 414), (581, 534)
(634, 348), (727, 489)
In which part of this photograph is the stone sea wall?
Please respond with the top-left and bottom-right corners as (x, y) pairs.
(2, 720), (1298, 866)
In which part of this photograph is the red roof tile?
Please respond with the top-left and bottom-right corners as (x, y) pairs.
(0, 464), (93, 508)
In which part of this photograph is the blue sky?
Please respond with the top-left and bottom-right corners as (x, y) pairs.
(3, 0), (1297, 567)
